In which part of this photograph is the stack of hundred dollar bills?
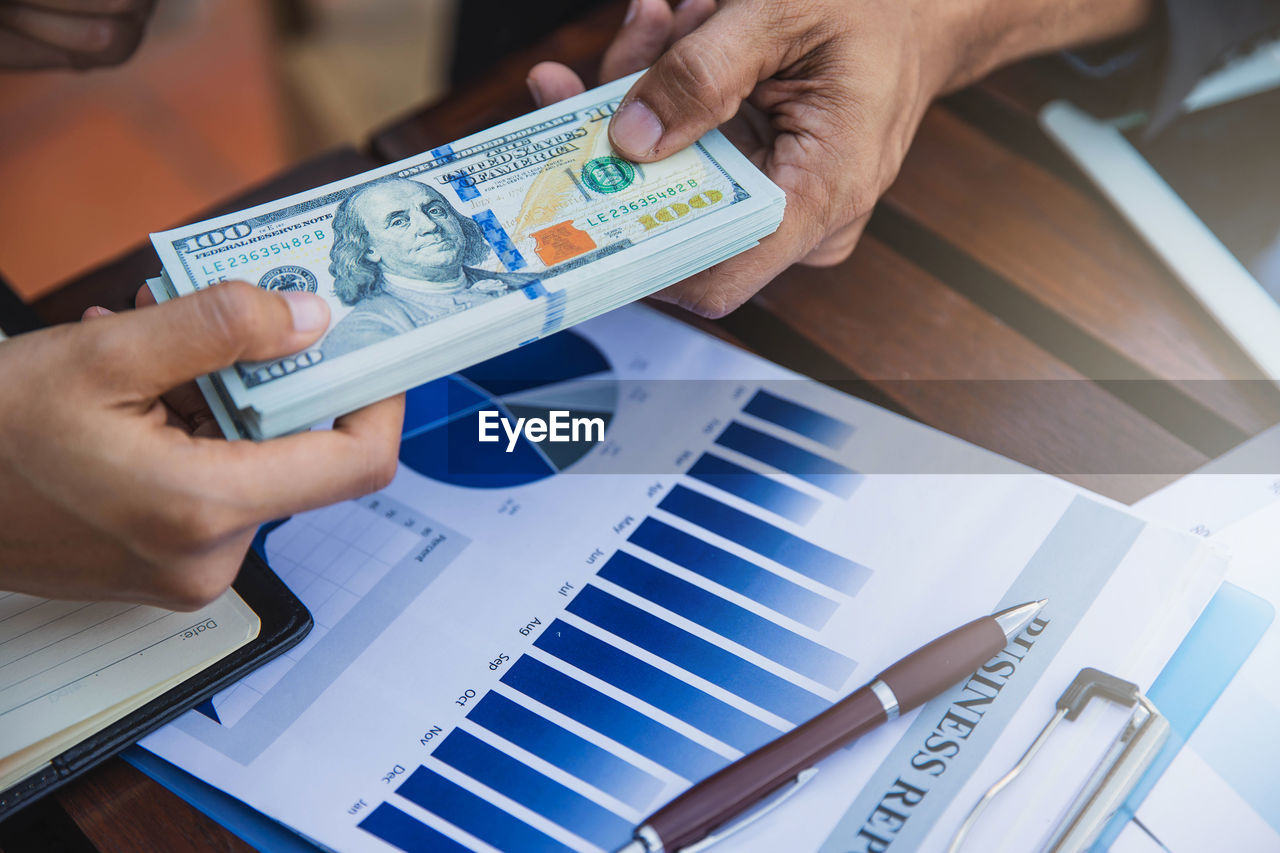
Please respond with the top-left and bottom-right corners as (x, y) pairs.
(147, 73), (785, 440)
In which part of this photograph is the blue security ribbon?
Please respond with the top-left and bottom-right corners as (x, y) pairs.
(430, 145), (480, 201)
(472, 210), (527, 271)
(518, 279), (569, 338)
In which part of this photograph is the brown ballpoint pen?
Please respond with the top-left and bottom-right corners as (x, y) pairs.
(615, 599), (1048, 853)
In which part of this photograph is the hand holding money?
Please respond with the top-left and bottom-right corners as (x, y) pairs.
(0, 284), (403, 609)
(529, 0), (1156, 317)
(148, 73), (786, 440)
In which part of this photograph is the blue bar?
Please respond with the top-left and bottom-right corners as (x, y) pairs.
(745, 389), (854, 448)
(658, 485), (872, 596)
(358, 803), (471, 853)
(717, 422), (862, 497)
(629, 518), (838, 630)
(567, 586), (829, 724)
(500, 655), (726, 780)
(434, 729), (632, 850)
(535, 619), (781, 752)
(600, 554), (857, 689)
(396, 766), (573, 853)
(687, 454), (821, 524)
(467, 692), (663, 809)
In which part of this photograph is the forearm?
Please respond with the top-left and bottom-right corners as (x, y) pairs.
(922, 0), (1156, 93)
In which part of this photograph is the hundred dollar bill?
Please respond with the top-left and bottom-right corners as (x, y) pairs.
(151, 73), (784, 438)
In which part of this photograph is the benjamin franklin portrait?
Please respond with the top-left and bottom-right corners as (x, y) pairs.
(320, 177), (528, 359)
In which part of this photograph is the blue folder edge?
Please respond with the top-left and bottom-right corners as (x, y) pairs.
(1090, 581), (1275, 850)
(124, 746), (322, 852)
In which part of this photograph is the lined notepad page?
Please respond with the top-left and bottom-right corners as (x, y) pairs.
(0, 590), (259, 789)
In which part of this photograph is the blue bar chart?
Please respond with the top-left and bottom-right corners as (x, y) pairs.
(659, 485), (871, 595)
(358, 804), (472, 853)
(432, 730), (633, 849)
(744, 389), (855, 449)
(466, 692), (664, 808)
(627, 518), (839, 630)
(566, 585), (829, 723)
(716, 422), (862, 498)
(687, 453), (822, 524)
(394, 765), (576, 853)
(500, 655), (727, 781)
(596, 553), (857, 689)
(359, 389), (872, 853)
(533, 618), (783, 752)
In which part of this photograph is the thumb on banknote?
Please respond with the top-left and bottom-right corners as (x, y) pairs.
(0, 280), (401, 608)
(105, 282), (330, 397)
(607, 1), (772, 163)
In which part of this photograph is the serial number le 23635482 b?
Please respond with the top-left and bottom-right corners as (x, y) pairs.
(583, 180), (721, 228)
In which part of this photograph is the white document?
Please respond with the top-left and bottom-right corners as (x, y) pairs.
(1128, 502), (1280, 850)
(141, 306), (1216, 852)
(1135, 422), (1280, 536)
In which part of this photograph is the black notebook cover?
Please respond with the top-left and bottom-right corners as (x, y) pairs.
(0, 271), (41, 337)
(0, 550), (312, 820)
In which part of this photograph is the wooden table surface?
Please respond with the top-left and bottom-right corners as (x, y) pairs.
(4, 1), (1277, 850)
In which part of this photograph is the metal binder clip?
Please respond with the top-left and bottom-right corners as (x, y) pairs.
(948, 667), (1169, 853)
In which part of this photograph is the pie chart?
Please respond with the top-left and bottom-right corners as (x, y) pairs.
(398, 330), (616, 488)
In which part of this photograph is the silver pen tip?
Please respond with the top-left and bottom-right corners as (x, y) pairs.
(614, 842), (649, 853)
(993, 599), (1047, 642)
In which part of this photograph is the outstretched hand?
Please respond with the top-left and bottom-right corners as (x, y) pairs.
(528, 0), (1151, 317)
(0, 283), (404, 609)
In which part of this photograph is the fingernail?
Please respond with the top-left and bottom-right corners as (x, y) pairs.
(624, 0), (639, 25)
(526, 76), (543, 108)
(282, 291), (329, 332)
(611, 99), (663, 157)
(81, 305), (114, 320)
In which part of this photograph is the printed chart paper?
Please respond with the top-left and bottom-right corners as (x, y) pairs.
(142, 306), (1213, 852)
